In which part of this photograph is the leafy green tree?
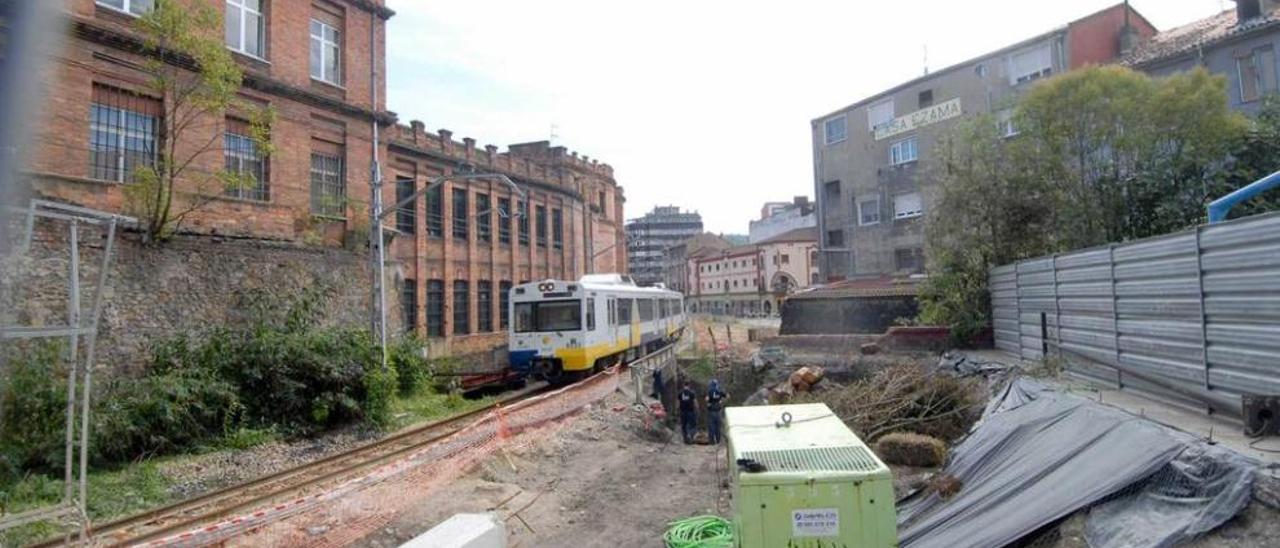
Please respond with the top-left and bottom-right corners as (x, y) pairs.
(1215, 95), (1280, 218)
(920, 66), (1250, 341)
(124, 0), (274, 241)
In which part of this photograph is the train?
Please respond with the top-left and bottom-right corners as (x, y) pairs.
(508, 274), (686, 384)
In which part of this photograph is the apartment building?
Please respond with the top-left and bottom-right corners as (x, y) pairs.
(748, 196), (815, 244)
(28, 0), (626, 354)
(687, 227), (819, 316)
(1124, 0), (1280, 116)
(811, 3), (1155, 280)
(625, 206), (703, 286)
(661, 232), (731, 295)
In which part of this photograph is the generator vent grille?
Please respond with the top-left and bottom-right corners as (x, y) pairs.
(741, 446), (879, 473)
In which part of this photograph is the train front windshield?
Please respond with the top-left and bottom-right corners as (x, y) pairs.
(514, 300), (582, 333)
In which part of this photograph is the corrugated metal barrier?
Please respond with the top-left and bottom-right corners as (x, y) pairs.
(989, 212), (1280, 416)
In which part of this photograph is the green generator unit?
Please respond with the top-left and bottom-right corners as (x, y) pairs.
(726, 403), (897, 547)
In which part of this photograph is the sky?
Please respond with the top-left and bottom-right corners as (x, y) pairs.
(385, 0), (1231, 234)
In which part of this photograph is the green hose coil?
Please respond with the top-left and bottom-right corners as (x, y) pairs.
(663, 515), (734, 548)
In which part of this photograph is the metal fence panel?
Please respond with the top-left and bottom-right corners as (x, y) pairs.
(989, 211), (1280, 421)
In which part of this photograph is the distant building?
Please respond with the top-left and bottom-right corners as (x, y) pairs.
(1124, 0), (1280, 117)
(686, 227), (819, 316)
(749, 196), (816, 244)
(663, 233), (732, 295)
(812, 3), (1155, 280)
(626, 206), (703, 286)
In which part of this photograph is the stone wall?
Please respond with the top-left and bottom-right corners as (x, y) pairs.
(7, 220), (400, 374)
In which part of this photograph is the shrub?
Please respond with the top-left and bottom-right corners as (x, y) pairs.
(389, 336), (432, 395)
(0, 342), (68, 479)
(92, 369), (240, 464)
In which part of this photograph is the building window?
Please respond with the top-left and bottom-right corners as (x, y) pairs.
(895, 248), (925, 273)
(918, 89), (934, 109)
(998, 109), (1019, 138)
(552, 208), (563, 249)
(499, 281), (512, 328)
(518, 200), (530, 246)
(89, 85), (160, 184)
(224, 118), (268, 201)
(781, 254), (790, 265)
(425, 184), (443, 238)
(889, 136), (918, 165)
(535, 205), (548, 247)
(309, 146), (344, 217)
(426, 280), (444, 337)
(452, 188), (468, 240)
(453, 280), (470, 335)
(894, 191), (924, 220)
(867, 99), (894, 130)
(225, 0), (265, 59)
(597, 190), (606, 212)
(498, 197), (512, 244)
(401, 279), (417, 333)
(395, 176), (416, 233)
(477, 281), (493, 332)
(825, 229), (844, 248)
(96, 0), (152, 15)
(1238, 45), (1278, 103)
(824, 115), (847, 145)
(810, 250), (818, 264)
(476, 193), (492, 243)
(309, 17), (341, 85)
(857, 196), (880, 226)
(823, 180), (841, 200)
(1009, 43), (1053, 85)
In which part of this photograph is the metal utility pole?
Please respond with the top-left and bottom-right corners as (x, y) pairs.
(369, 14), (386, 364)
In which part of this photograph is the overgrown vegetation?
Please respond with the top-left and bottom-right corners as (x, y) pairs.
(920, 66), (1280, 341)
(795, 364), (982, 443)
(0, 286), (459, 533)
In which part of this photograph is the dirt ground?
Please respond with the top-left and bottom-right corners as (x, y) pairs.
(352, 385), (729, 548)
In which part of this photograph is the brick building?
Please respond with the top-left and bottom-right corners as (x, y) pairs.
(26, 0), (626, 356)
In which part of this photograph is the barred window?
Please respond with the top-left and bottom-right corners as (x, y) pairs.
(517, 200), (530, 246)
(310, 141), (344, 216)
(498, 197), (512, 244)
(425, 183), (443, 238)
(89, 84), (160, 183)
(452, 188), (469, 240)
(477, 280), (493, 332)
(224, 118), (268, 201)
(535, 205), (547, 248)
(426, 279), (444, 337)
(552, 207), (563, 250)
(453, 280), (470, 335)
(477, 193), (492, 243)
(396, 176), (416, 233)
(499, 280), (512, 329)
(401, 278), (417, 333)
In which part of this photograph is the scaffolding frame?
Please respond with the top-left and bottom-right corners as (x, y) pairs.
(0, 199), (132, 542)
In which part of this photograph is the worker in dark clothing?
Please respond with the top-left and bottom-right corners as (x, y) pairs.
(706, 379), (728, 445)
(678, 381), (697, 444)
(652, 368), (665, 400)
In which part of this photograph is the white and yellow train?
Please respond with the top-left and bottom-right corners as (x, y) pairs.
(508, 274), (686, 383)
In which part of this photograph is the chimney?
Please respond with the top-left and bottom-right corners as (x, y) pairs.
(1119, 0), (1141, 55)
(1238, 0), (1263, 22)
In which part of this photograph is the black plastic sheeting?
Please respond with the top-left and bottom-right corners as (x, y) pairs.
(897, 378), (1257, 548)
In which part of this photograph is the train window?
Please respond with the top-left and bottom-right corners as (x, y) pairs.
(638, 299), (654, 321)
(607, 299), (616, 326)
(514, 300), (582, 333)
(618, 298), (633, 324)
(586, 298), (596, 330)
(658, 299), (667, 319)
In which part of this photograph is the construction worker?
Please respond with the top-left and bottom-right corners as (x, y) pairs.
(706, 379), (728, 445)
(678, 381), (697, 444)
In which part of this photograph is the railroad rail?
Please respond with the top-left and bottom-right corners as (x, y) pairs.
(32, 385), (547, 548)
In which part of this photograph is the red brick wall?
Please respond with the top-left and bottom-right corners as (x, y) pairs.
(1066, 4), (1158, 69)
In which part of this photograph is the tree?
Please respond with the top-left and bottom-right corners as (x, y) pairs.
(1215, 95), (1280, 218)
(919, 66), (1250, 341)
(124, 0), (274, 241)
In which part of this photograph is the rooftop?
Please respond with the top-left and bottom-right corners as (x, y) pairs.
(756, 227), (818, 246)
(788, 276), (921, 300)
(1122, 7), (1280, 67)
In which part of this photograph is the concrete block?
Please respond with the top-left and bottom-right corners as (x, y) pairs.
(400, 513), (506, 548)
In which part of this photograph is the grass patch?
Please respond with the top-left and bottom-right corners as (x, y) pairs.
(387, 390), (497, 431)
(0, 461), (175, 546)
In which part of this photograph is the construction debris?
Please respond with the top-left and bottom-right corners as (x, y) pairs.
(793, 364), (983, 442)
(874, 433), (947, 468)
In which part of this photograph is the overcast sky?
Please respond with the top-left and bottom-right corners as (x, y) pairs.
(385, 0), (1230, 234)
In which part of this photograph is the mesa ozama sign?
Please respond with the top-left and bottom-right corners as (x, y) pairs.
(874, 98), (962, 141)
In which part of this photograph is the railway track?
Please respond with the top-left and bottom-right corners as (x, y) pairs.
(36, 385), (547, 548)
